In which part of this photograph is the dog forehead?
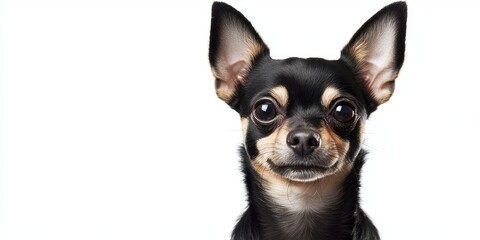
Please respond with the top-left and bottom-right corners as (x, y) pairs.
(273, 58), (347, 103)
(256, 58), (338, 85)
(241, 57), (359, 114)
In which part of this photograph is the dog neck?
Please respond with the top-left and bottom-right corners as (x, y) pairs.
(238, 148), (368, 240)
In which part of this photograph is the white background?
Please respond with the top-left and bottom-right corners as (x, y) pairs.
(1, 1), (480, 239)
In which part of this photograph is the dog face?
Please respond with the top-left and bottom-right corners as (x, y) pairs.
(238, 59), (367, 182)
(209, 2), (406, 182)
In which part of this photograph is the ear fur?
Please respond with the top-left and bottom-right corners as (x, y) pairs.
(209, 2), (269, 105)
(341, 2), (407, 107)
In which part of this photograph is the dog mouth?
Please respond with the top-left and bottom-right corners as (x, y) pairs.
(266, 159), (339, 182)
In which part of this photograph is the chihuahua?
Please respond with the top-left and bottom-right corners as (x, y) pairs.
(209, 2), (407, 240)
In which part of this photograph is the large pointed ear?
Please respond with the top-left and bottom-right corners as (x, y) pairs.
(341, 2), (407, 108)
(209, 2), (269, 105)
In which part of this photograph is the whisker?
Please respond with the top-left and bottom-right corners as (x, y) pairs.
(361, 143), (382, 152)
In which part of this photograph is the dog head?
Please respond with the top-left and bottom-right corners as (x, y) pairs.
(209, 2), (407, 182)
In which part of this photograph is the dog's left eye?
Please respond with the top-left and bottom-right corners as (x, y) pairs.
(331, 102), (356, 123)
(252, 99), (278, 125)
(327, 99), (359, 134)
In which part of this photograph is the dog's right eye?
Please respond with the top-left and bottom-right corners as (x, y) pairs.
(252, 99), (279, 125)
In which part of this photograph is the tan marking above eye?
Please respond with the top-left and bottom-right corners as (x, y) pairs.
(321, 87), (341, 107)
(270, 86), (289, 107)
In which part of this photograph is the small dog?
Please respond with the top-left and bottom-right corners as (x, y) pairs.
(208, 2), (407, 240)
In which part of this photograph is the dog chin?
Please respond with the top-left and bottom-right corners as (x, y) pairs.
(267, 159), (339, 182)
(284, 170), (325, 182)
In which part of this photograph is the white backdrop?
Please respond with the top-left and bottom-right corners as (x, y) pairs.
(1, 1), (480, 239)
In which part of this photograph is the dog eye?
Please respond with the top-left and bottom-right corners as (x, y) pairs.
(253, 99), (278, 124)
(332, 102), (355, 123)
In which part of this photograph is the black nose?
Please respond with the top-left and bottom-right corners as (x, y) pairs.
(287, 129), (321, 156)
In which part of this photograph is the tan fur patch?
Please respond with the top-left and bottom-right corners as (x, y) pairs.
(353, 119), (367, 158)
(255, 120), (291, 166)
(241, 117), (249, 142)
(213, 61), (249, 102)
(250, 119), (354, 213)
(372, 69), (398, 104)
(347, 39), (368, 64)
(321, 87), (341, 107)
(251, 121), (290, 181)
(320, 121), (350, 165)
(264, 161), (353, 213)
(270, 86), (289, 107)
(261, 121), (353, 213)
(252, 120), (351, 180)
(215, 84), (234, 102)
(255, 124), (283, 164)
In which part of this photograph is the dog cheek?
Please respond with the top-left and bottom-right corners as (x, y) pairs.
(255, 130), (279, 162)
(250, 125), (284, 169)
(345, 120), (365, 162)
(243, 120), (260, 160)
(241, 118), (249, 143)
(271, 124), (291, 165)
(321, 122), (350, 165)
(243, 117), (284, 162)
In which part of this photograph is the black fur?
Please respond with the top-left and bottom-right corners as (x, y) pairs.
(209, 2), (407, 240)
(232, 149), (378, 240)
